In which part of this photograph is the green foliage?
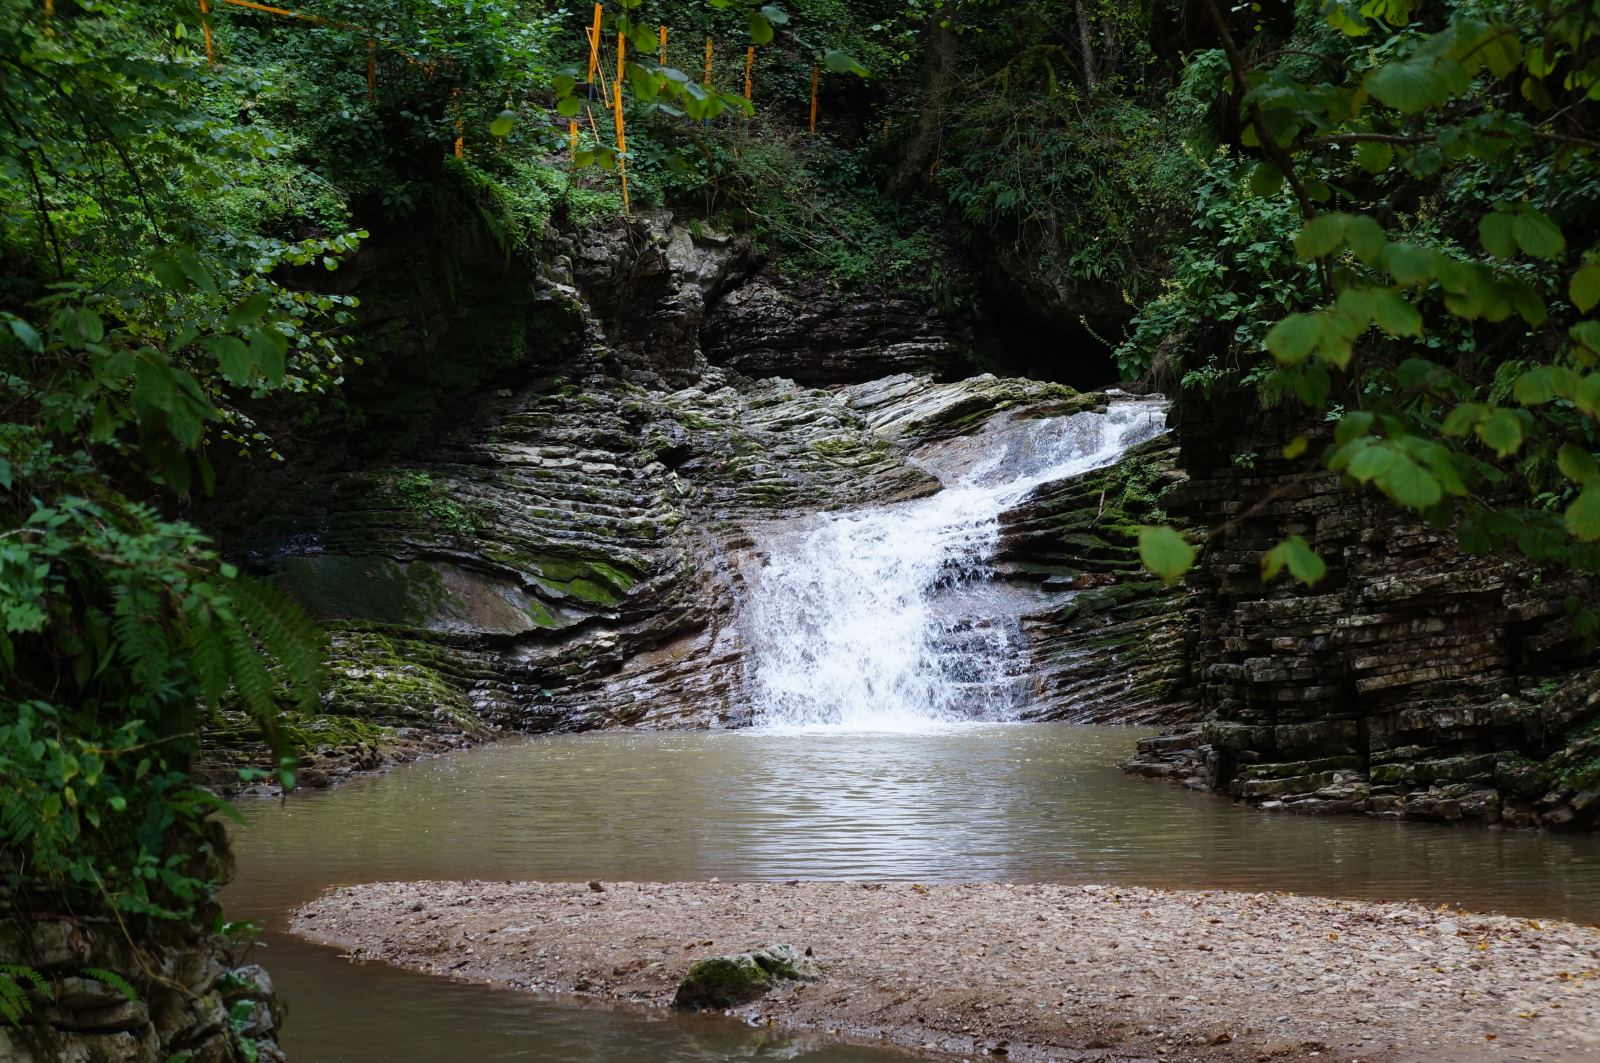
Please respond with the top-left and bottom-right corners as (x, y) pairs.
(393, 471), (481, 536)
(1, 0), (338, 924)
(1262, 534), (1328, 587)
(81, 968), (141, 1005)
(1133, 0), (1600, 602)
(1136, 525), (1196, 585)
(718, 132), (952, 293)
(1118, 153), (1308, 381)
(0, 965), (48, 1025)
(943, 93), (1199, 304)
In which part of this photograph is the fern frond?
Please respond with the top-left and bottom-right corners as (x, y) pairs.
(112, 586), (171, 693)
(1, 792), (40, 845)
(81, 967), (139, 1004)
(0, 964), (48, 1024)
(188, 622), (230, 710)
(230, 575), (326, 712)
(222, 622), (278, 722)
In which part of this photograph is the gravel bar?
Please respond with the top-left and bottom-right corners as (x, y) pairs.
(293, 880), (1600, 1063)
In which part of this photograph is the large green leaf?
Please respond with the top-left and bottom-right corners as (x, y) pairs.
(1557, 445), (1600, 485)
(1377, 456), (1443, 509)
(1265, 313), (1321, 364)
(1368, 59), (1448, 112)
(1383, 242), (1436, 285)
(1295, 214), (1347, 259)
(1371, 288), (1422, 336)
(1565, 485), (1600, 541)
(1478, 212), (1516, 258)
(1514, 367), (1556, 405)
(1261, 535), (1328, 587)
(1347, 441), (1398, 482)
(1137, 526), (1196, 585)
(1571, 264), (1600, 313)
(201, 335), (252, 385)
(1512, 210), (1565, 259)
(1345, 215), (1386, 262)
(1474, 408), (1523, 457)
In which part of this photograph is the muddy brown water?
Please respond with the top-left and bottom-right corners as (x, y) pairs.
(227, 724), (1600, 1061)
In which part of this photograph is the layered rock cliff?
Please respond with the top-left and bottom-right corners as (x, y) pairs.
(1128, 390), (1600, 830)
(202, 211), (1178, 787)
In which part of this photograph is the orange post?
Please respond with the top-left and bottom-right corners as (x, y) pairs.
(366, 37), (376, 101)
(452, 86), (463, 158)
(616, 25), (625, 89)
(704, 37), (713, 85)
(658, 25), (667, 65)
(198, 0), (217, 64)
(569, 120), (579, 160)
(743, 46), (754, 101)
(613, 81), (630, 214)
(809, 64), (819, 133)
(586, 4), (603, 85)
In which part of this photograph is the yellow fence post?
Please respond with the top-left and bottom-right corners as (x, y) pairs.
(452, 86), (463, 158)
(615, 26), (630, 212)
(658, 25), (667, 66)
(704, 37), (713, 86)
(198, 0), (217, 64)
(743, 46), (754, 102)
(614, 81), (630, 214)
(586, 4), (603, 90)
(569, 120), (579, 160)
(809, 64), (819, 133)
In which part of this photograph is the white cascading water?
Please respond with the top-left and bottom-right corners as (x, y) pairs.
(741, 399), (1168, 730)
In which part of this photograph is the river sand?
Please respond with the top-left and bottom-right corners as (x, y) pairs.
(294, 879), (1600, 1063)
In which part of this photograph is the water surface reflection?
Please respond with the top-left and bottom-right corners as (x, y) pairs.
(228, 724), (1600, 1059)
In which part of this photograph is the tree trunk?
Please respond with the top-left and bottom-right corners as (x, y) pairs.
(888, 3), (958, 195)
(1073, 0), (1098, 96)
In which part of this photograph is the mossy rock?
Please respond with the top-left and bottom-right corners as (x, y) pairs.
(672, 945), (820, 1011)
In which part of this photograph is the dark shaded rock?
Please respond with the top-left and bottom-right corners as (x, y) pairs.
(704, 273), (969, 385)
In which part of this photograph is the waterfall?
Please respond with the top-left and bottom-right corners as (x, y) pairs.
(741, 399), (1168, 730)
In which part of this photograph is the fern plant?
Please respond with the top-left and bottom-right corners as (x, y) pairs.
(0, 965), (48, 1025)
(0, 479), (327, 917)
(80, 968), (140, 1006)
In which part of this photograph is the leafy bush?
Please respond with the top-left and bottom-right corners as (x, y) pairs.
(1134, 0), (1600, 605)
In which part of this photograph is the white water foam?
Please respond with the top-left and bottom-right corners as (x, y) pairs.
(741, 399), (1167, 731)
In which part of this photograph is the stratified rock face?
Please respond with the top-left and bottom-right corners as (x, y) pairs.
(702, 274), (967, 385)
(205, 207), (1201, 784)
(998, 432), (1200, 725)
(1128, 390), (1600, 830)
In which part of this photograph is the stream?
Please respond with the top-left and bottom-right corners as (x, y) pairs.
(225, 400), (1600, 1059)
(226, 726), (1600, 1061)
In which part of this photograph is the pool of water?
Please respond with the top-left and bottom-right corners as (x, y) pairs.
(227, 724), (1600, 1060)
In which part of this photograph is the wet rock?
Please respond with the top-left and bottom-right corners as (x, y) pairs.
(673, 944), (821, 1011)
